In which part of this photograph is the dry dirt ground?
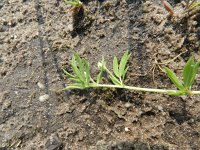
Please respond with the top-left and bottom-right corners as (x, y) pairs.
(0, 0), (200, 149)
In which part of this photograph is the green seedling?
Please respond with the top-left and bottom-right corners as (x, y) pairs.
(165, 56), (200, 95)
(64, 0), (82, 7)
(63, 51), (200, 96)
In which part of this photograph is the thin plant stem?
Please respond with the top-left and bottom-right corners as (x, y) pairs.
(89, 83), (176, 94)
(190, 90), (200, 95)
(87, 83), (200, 95)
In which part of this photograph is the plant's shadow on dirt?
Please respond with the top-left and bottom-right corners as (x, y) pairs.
(108, 141), (168, 150)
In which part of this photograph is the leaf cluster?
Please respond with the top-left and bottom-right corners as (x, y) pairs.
(111, 51), (131, 85)
(63, 51), (131, 89)
(165, 57), (200, 95)
(63, 53), (90, 89)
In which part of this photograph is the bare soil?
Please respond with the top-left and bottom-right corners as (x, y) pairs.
(0, 0), (200, 149)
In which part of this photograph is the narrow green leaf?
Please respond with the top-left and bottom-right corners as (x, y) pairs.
(97, 70), (103, 84)
(83, 59), (90, 85)
(119, 51), (131, 77)
(109, 75), (121, 85)
(183, 57), (194, 88)
(122, 66), (129, 80)
(113, 57), (119, 77)
(63, 68), (75, 78)
(165, 67), (184, 90)
(71, 55), (84, 83)
(189, 61), (200, 87)
(74, 53), (84, 76)
(69, 77), (81, 83)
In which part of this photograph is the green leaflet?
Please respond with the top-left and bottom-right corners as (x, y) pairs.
(165, 67), (184, 90)
(110, 51), (130, 85)
(82, 59), (90, 86)
(113, 56), (119, 77)
(68, 54), (91, 88)
(71, 55), (84, 84)
(63, 68), (75, 78)
(122, 67), (129, 80)
(97, 71), (103, 84)
(183, 57), (194, 89)
(109, 75), (121, 85)
(189, 61), (200, 87)
(119, 51), (131, 77)
(74, 53), (84, 76)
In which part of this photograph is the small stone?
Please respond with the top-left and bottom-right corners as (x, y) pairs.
(0, 25), (8, 32)
(37, 82), (45, 89)
(164, 27), (173, 34)
(0, 91), (9, 103)
(67, 24), (73, 32)
(2, 100), (12, 110)
(157, 105), (163, 111)
(125, 102), (132, 108)
(45, 133), (63, 150)
(39, 94), (49, 102)
(125, 127), (130, 132)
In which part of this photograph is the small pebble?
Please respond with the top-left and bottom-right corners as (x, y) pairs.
(39, 94), (49, 102)
(157, 105), (163, 111)
(2, 100), (12, 110)
(37, 82), (45, 89)
(125, 127), (130, 132)
(67, 24), (73, 32)
(125, 102), (132, 108)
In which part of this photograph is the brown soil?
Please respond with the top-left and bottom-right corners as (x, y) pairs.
(0, 0), (200, 149)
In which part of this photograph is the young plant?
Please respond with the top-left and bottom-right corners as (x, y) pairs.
(63, 51), (200, 96)
(165, 56), (200, 96)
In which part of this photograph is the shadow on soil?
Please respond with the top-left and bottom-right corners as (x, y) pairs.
(108, 141), (168, 150)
